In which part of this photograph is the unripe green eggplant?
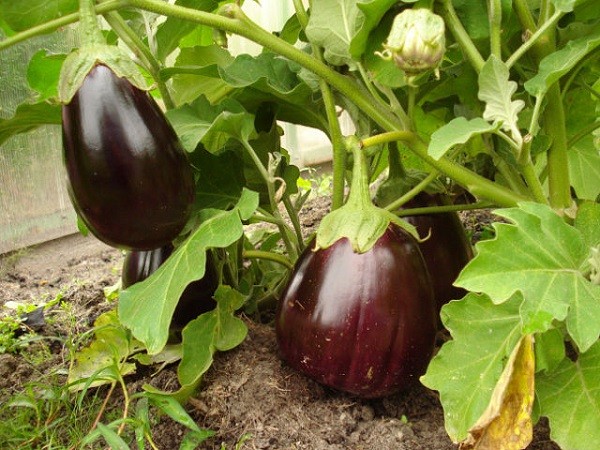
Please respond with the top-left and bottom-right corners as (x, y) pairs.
(62, 64), (195, 250)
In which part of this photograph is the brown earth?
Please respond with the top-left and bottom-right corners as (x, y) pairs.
(0, 199), (561, 449)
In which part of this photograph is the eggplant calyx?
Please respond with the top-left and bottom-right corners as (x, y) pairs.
(315, 136), (419, 254)
(59, 45), (148, 104)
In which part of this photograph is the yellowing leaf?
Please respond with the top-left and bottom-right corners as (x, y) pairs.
(459, 335), (535, 450)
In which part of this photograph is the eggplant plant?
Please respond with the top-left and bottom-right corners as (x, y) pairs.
(1, 0), (599, 449)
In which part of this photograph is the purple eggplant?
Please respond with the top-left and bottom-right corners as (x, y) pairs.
(275, 225), (436, 398)
(62, 64), (195, 250)
(402, 193), (473, 312)
(122, 245), (217, 329)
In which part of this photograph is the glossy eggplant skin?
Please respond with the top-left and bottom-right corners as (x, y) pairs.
(62, 64), (195, 250)
(275, 226), (436, 398)
(403, 193), (473, 313)
(122, 245), (217, 329)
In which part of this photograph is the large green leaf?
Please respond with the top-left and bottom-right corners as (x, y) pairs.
(167, 45), (234, 106)
(166, 96), (255, 153)
(223, 52), (326, 130)
(0, 0), (76, 31)
(455, 202), (600, 351)
(27, 50), (65, 101)
(420, 293), (523, 442)
(190, 149), (246, 211)
(305, 0), (362, 66)
(569, 136), (600, 201)
(118, 189), (259, 355)
(167, 50), (326, 130)
(478, 56), (524, 147)
(524, 30), (600, 97)
(575, 201), (600, 249)
(536, 340), (600, 450)
(0, 102), (61, 146)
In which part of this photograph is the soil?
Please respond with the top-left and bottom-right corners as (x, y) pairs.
(0, 197), (561, 450)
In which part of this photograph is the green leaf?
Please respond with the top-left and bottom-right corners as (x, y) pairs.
(220, 52), (326, 130)
(27, 50), (65, 101)
(569, 136), (600, 201)
(94, 423), (130, 450)
(305, 0), (362, 66)
(551, 0), (578, 13)
(428, 117), (497, 160)
(146, 393), (206, 432)
(118, 189), (259, 355)
(0, 102), (61, 146)
(536, 340), (600, 450)
(453, 0), (490, 41)
(534, 328), (566, 374)
(524, 30), (600, 97)
(167, 45), (234, 106)
(179, 429), (216, 450)
(67, 310), (141, 389)
(478, 56), (524, 147)
(361, 6), (406, 88)
(455, 202), (600, 351)
(575, 201), (600, 249)
(177, 285), (248, 387)
(190, 149), (246, 211)
(420, 293), (523, 442)
(166, 96), (255, 153)
(0, 0), (77, 32)
(350, 0), (398, 59)
(155, 0), (219, 62)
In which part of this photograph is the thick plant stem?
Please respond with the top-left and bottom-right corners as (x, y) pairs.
(395, 201), (493, 216)
(513, 0), (537, 32)
(282, 195), (305, 252)
(544, 85), (572, 209)
(79, 0), (108, 46)
(488, 0), (502, 59)
(242, 250), (293, 270)
(521, 160), (548, 204)
(437, 0), (485, 72)
(293, 0), (346, 210)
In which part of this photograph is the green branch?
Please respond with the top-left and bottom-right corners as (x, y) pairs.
(293, 0), (346, 210)
(506, 10), (563, 69)
(242, 250), (293, 270)
(488, 0), (502, 59)
(394, 201), (493, 216)
(437, 0), (485, 72)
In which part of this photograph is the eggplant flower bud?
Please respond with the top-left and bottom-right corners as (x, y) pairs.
(378, 9), (446, 76)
